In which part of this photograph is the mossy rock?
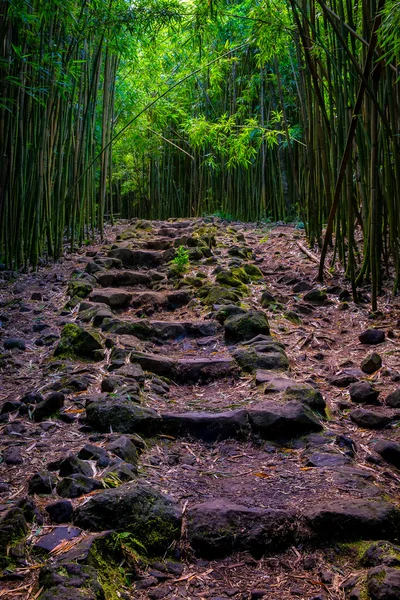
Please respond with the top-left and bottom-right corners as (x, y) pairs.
(215, 271), (249, 295)
(283, 384), (326, 414)
(39, 562), (104, 600)
(0, 507), (28, 568)
(54, 324), (104, 361)
(233, 346), (289, 372)
(67, 280), (94, 300)
(180, 276), (203, 289)
(224, 311), (270, 342)
(231, 267), (251, 284)
(261, 289), (277, 307)
(243, 263), (263, 280)
(203, 285), (240, 306)
(74, 484), (182, 557)
(227, 245), (252, 259)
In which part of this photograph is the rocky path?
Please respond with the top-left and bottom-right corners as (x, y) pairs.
(1, 218), (400, 600)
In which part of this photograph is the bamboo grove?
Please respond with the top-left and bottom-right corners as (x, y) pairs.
(1, 0), (400, 308)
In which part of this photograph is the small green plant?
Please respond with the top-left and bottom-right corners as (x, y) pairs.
(172, 246), (189, 273)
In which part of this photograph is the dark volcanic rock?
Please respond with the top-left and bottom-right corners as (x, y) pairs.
(361, 353), (382, 374)
(108, 248), (163, 268)
(350, 409), (391, 430)
(28, 471), (58, 495)
(330, 374), (359, 388)
(90, 288), (132, 308)
(187, 500), (296, 558)
(349, 381), (380, 405)
(361, 541), (400, 567)
(4, 337), (26, 350)
(56, 475), (103, 498)
(374, 440), (400, 469)
(283, 384), (326, 413)
(160, 410), (250, 442)
(38, 562), (104, 600)
(33, 392), (65, 421)
(59, 455), (94, 478)
(224, 311), (270, 342)
(74, 483), (181, 555)
(45, 500), (74, 524)
(86, 398), (161, 434)
(367, 566), (400, 600)
(0, 507), (27, 567)
(303, 289), (327, 303)
(305, 452), (352, 468)
(248, 401), (322, 439)
(305, 499), (400, 541)
(385, 389), (400, 408)
(359, 329), (385, 345)
(106, 436), (139, 466)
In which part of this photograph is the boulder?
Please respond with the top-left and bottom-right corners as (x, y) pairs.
(361, 541), (400, 567)
(303, 289), (327, 302)
(359, 329), (386, 345)
(56, 475), (103, 498)
(106, 436), (138, 466)
(89, 288), (132, 308)
(108, 248), (163, 268)
(349, 381), (380, 405)
(45, 500), (74, 524)
(0, 507), (27, 567)
(54, 324), (103, 360)
(368, 566), (400, 600)
(160, 410), (250, 442)
(187, 500), (296, 558)
(374, 440), (400, 469)
(96, 270), (152, 288)
(248, 401), (322, 438)
(59, 455), (94, 478)
(305, 499), (400, 541)
(33, 392), (65, 421)
(283, 384), (326, 413)
(361, 353), (383, 374)
(28, 471), (58, 495)
(233, 345), (289, 372)
(385, 389), (400, 408)
(224, 311), (270, 342)
(350, 409), (391, 430)
(74, 483), (181, 555)
(86, 398), (161, 434)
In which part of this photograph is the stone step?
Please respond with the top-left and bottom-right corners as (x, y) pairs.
(187, 498), (400, 559)
(89, 289), (193, 312)
(107, 248), (165, 268)
(101, 317), (219, 340)
(96, 270), (153, 288)
(86, 398), (322, 439)
(130, 352), (238, 382)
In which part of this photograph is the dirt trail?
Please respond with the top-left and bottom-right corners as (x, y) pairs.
(1, 218), (400, 600)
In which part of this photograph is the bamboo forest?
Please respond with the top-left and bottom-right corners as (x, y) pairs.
(2, 1), (400, 600)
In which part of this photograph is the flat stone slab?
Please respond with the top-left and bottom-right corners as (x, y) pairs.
(130, 352), (238, 382)
(305, 499), (400, 541)
(248, 401), (322, 438)
(187, 500), (296, 558)
(160, 410), (250, 442)
(108, 248), (164, 268)
(101, 318), (218, 340)
(33, 526), (82, 553)
(86, 398), (161, 434)
(255, 371), (296, 391)
(96, 271), (152, 288)
(90, 288), (132, 308)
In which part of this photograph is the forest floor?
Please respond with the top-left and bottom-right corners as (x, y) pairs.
(1, 218), (400, 600)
